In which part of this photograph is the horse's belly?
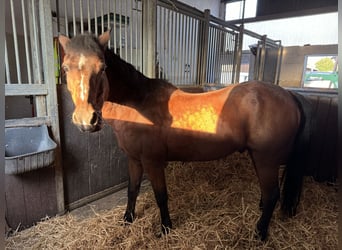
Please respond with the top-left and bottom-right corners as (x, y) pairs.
(166, 133), (239, 161)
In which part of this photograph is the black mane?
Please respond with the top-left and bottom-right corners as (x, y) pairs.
(103, 48), (177, 107)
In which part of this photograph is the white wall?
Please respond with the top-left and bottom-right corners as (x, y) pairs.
(179, 0), (223, 18)
(279, 44), (338, 87)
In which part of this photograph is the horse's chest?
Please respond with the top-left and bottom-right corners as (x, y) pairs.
(110, 121), (164, 156)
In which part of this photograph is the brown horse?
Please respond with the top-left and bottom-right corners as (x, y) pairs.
(59, 31), (309, 240)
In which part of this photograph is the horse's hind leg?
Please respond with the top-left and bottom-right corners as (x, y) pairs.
(251, 153), (280, 241)
(124, 158), (143, 224)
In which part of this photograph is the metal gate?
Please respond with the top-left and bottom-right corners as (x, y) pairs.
(156, 0), (241, 86)
(54, 0), (143, 77)
(5, 0), (64, 229)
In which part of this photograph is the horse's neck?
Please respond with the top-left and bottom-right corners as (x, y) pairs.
(105, 51), (149, 106)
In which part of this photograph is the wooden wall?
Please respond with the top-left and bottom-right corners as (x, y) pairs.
(57, 85), (129, 210)
(5, 166), (58, 230)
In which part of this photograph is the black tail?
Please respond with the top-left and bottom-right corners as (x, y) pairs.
(281, 91), (312, 217)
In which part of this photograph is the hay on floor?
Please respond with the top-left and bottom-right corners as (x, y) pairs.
(6, 152), (338, 249)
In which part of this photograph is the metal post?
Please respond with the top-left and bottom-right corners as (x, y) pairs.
(197, 9), (210, 85)
(258, 35), (267, 81)
(142, 0), (156, 78)
(233, 24), (243, 83)
(274, 42), (283, 85)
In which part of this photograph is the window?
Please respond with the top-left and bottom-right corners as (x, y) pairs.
(302, 55), (338, 89)
(225, 0), (257, 21)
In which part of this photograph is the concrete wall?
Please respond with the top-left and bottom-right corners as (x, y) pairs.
(278, 44), (337, 87)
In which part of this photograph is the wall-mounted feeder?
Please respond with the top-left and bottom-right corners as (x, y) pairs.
(5, 125), (57, 175)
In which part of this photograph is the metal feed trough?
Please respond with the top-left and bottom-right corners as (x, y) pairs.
(5, 125), (57, 175)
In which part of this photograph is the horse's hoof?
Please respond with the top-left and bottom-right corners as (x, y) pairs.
(123, 212), (134, 225)
(255, 224), (268, 241)
(155, 226), (171, 238)
(161, 225), (172, 235)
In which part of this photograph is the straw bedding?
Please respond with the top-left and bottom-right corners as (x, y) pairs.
(6, 152), (337, 249)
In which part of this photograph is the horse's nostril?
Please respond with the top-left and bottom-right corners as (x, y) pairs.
(90, 112), (98, 125)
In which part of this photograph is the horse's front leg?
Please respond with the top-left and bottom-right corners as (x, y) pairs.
(124, 158), (143, 224)
(143, 159), (172, 234)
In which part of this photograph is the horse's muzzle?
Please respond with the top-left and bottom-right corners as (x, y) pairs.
(73, 111), (103, 133)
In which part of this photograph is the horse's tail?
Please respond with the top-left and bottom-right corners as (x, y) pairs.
(281, 91), (312, 217)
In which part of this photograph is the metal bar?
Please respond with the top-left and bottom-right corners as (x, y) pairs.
(134, 0), (137, 66)
(10, 0), (22, 84)
(177, 13), (182, 84)
(87, 0), (90, 32)
(191, 18), (196, 84)
(214, 28), (219, 83)
(113, 0), (117, 53)
(142, 0), (156, 78)
(72, 0), (76, 36)
(5, 38), (11, 84)
(64, 0), (68, 36)
(94, 0), (98, 36)
(181, 14), (186, 84)
(157, 5), (161, 78)
(184, 15), (189, 84)
(207, 27), (213, 83)
(274, 43), (283, 85)
(258, 35), (267, 81)
(107, 0), (110, 47)
(29, 0), (42, 84)
(139, 0), (142, 70)
(101, 0), (104, 34)
(21, 0), (32, 84)
(130, 0), (133, 63)
(199, 9), (210, 85)
(124, 0), (128, 60)
(80, 0), (84, 33)
(234, 25), (243, 83)
(119, 0), (122, 56)
(170, 10), (174, 82)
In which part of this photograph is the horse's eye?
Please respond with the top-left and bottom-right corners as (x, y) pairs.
(62, 65), (69, 73)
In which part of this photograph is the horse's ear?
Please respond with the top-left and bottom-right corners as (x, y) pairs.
(59, 35), (70, 51)
(98, 29), (111, 48)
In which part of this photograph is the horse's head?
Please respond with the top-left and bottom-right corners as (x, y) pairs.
(59, 31), (110, 132)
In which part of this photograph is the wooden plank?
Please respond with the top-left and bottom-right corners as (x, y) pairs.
(5, 84), (48, 96)
(5, 175), (28, 229)
(304, 95), (319, 177)
(38, 166), (58, 215)
(21, 170), (44, 227)
(66, 181), (128, 211)
(316, 97), (338, 182)
(5, 116), (51, 128)
(88, 131), (105, 194)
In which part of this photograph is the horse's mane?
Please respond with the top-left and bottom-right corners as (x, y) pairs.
(103, 48), (177, 104)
